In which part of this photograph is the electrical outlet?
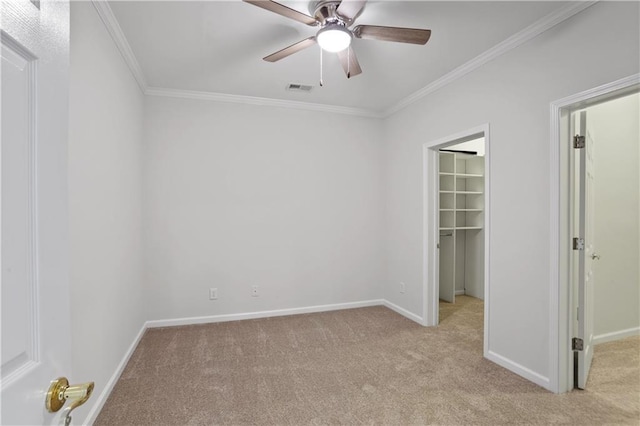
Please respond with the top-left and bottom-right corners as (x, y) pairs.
(400, 282), (406, 294)
(251, 285), (259, 297)
(209, 288), (218, 300)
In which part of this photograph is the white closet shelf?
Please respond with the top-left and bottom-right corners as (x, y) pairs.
(457, 209), (483, 212)
(439, 226), (483, 231)
(439, 172), (483, 178)
(440, 190), (483, 196)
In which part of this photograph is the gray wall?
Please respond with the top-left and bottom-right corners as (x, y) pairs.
(69, 2), (145, 422)
(142, 97), (385, 320)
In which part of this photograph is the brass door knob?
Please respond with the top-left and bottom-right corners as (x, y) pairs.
(46, 377), (95, 418)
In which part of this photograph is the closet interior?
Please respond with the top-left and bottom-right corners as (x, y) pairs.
(438, 139), (485, 305)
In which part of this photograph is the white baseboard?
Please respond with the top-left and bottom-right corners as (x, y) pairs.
(455, 290), (465, 295)
(146, 299), (385, 328)
(486, 350), (551, 391)
(83, 322), (147, 425)
(593, 326), (640, 345)
(382, 300), (425, 325)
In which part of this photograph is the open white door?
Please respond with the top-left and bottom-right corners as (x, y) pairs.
(1, 1), (88, 424)
(575, 110), (597, 389)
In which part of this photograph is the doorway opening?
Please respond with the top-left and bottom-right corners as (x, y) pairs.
(422, 124), (490, 358)
(551, 74), (639, 393)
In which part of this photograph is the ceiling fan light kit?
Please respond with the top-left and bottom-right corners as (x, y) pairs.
(316, 23), (352, 52)
(244, 0), (431, 79)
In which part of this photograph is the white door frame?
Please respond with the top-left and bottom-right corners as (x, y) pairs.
(549, 73), (640, 393)
(422, 124), (491, 355)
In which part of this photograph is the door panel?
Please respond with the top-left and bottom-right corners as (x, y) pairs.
(576, 110), (596, 389)
(1, 37), (39, 383)
(1, 0), (71, 423)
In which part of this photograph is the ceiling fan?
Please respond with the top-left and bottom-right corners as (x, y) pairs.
(243, 0), (431, 78)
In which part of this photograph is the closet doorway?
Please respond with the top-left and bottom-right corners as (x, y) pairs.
(422, 125), (490, 357)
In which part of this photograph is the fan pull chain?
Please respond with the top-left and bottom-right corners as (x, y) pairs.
(347, 47), (351, 78)
(319, 47), (324, 87)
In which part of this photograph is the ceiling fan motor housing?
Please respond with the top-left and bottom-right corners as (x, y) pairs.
(311, 0), (361, 26)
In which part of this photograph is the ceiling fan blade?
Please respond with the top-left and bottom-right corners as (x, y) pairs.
(336, 0), (366, 21)
(263, 37), (317, 62)
(243, 0), (318, 26)
(336, 46), (362, 78)
(353, 25), (431, 45)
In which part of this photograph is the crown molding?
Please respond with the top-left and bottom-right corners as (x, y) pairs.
(92, 0), (596, 119)
(145, 87), (384, 118)
(91, 0), (147, 93)
(382, 1), (598, 117)
(89, 2), (379, 118)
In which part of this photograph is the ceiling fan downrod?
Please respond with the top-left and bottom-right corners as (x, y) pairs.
(319, 47), (324, 87)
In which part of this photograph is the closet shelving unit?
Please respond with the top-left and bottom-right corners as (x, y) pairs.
(438, 151), (485, 303)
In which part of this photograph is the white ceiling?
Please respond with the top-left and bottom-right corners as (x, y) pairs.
(108, 1), (568, 112)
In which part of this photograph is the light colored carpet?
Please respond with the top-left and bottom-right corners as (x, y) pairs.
(95, 296), (639, 425)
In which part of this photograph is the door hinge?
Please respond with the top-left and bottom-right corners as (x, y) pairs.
(573, 237), (584, 250)
(573, 135), (585, 149)
(572, 337), (584, 351)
